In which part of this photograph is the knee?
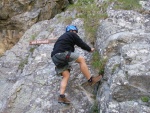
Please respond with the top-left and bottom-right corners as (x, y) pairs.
(61, 70), (70, 78)
(76, 56), (85, 63)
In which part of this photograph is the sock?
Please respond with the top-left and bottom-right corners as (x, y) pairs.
(60, 94), (65, 98)
(88, 77), (92, 83)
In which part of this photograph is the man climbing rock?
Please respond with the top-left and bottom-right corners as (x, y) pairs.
(51, 25), (103, 104)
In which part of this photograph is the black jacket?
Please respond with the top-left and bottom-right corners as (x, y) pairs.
(51, 32), (91, 57)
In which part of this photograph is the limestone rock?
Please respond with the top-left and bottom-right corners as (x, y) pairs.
(0, 11), (96, 113)
(96, 3), (150, 113)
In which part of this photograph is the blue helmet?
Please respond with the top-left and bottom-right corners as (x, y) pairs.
(66, 25), (78, 33)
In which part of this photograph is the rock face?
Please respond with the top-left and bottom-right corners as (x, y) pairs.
(0, 10), (97, 113)
(0, 0), (71, 56)
(0, 0), (70, 30)
(0, 30), (23, 55)
(95, 2), (150, 113)
(0, 0), (150, 113)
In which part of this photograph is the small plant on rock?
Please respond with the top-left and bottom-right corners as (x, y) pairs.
(141, 96), (150, 102)
(91, 51), (107, 75)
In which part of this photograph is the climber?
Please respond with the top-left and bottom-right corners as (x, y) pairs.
(51, 25), (103, 104)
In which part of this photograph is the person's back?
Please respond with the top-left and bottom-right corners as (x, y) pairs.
(51, 32), (91, 57)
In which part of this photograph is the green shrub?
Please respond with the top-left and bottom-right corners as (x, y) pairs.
(112, 64), (119, 74)
(29, 47), (35, 53)
(77, 0), (94, 5)
(90, 101), (99, 113)
(67, 1), (105, 44)
(92, 51), (107, 75)
(141, 96), (149, 102)
(18, 56), (28, 70)
(108, 0), (142, 11)
(31, 35), (36, 40)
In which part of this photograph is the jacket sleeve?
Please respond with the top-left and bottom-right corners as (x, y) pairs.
(73, 33), (91, 52)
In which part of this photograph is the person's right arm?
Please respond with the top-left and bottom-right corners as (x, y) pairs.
(73, 33), (94, 52)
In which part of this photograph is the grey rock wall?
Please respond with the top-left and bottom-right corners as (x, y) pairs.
(0, 11), (97, 113)
(0, 0), (150, 113)
(95, 3), (150, 113)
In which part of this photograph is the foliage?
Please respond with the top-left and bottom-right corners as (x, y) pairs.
(65, 0), (142, 43)
(91, 51), (107, 75)
(31, 35), (36, 40)
(90, 101), (99, 113)
(29, 47), (35, 53)
(112, 64), (119, 74)
(67, 0), (106, 44)
(113, 0), (142, 11)
(98, 0), (142, 12)
(77, 0), (94, 5)
(141, 96), (150, 102)
(18, 56), (28, 70)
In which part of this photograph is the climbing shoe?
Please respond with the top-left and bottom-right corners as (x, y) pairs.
(58, 96), (71, 104)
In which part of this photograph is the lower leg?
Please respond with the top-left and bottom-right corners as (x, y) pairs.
(58, 70), (71, 104)
(76, 56), (102, 85)
(76, 56), (91, 80)
(60, 70), (70, 95)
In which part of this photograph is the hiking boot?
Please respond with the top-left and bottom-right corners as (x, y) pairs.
(58, 96), (71, 104)
(89, 75), (103, 86)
